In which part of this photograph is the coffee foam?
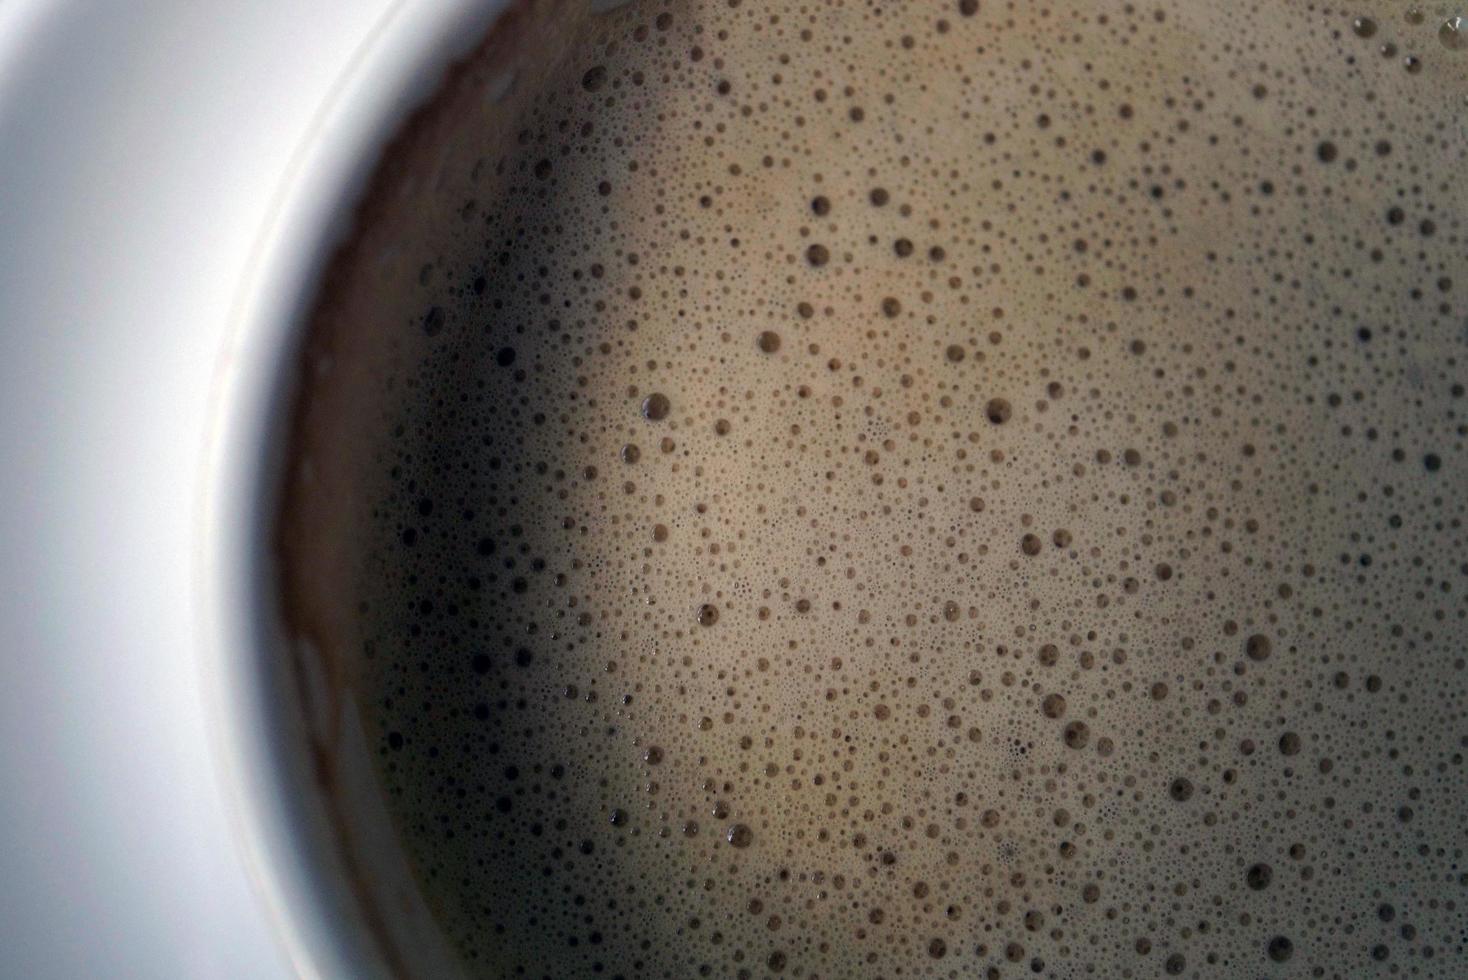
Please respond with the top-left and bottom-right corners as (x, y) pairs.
(278, 0), (1468, 976)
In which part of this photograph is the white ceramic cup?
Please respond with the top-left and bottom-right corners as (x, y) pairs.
(201, 3), (519, 976)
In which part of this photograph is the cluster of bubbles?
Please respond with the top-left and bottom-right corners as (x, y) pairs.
(301, 0), (1468, 975)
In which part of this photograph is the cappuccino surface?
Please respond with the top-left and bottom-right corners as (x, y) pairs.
(279, 1), (1468, 976)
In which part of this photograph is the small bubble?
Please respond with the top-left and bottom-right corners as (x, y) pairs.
(1245, 634), (1273, 661)
(641, 392), (671, 420)
(1442, 16), (1466, 49)
(1063, 721), (1090, 749)
(726, 824), (753, 848)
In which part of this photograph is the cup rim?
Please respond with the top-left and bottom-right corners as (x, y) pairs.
(195, 2), (512, 976)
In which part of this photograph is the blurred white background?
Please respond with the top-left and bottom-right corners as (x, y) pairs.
(0, 1), (392, 975)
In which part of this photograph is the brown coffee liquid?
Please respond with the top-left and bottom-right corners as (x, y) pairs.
(278, 1), (1468, 976)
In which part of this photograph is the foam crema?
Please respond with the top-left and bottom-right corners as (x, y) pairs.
(277, 1), (1468, 976)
